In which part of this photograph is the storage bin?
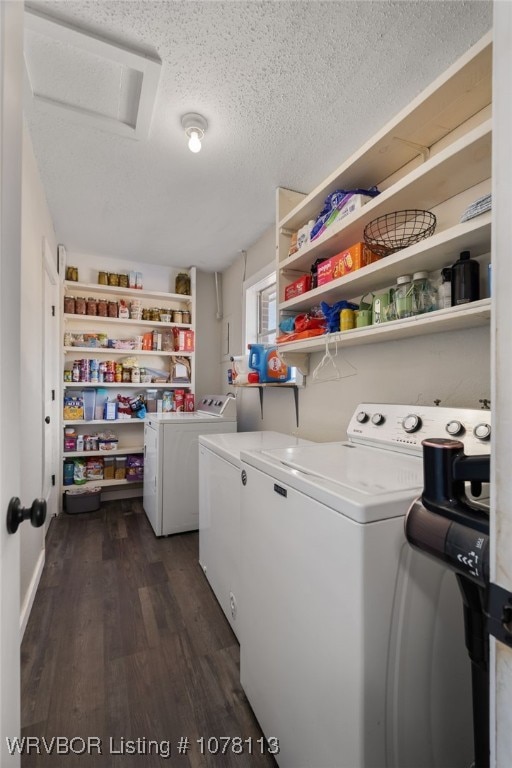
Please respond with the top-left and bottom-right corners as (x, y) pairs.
(82, 389), (96, 421)
(64, 486), (101, 514)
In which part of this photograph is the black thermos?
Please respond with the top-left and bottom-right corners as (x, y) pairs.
(451, 250), (480, 305)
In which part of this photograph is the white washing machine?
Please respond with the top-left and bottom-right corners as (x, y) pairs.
(239, 402), (492, 768)
(198, 431), (313, 638)
(143, 394), (236, 536)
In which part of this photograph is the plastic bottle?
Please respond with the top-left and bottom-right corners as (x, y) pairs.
(451, 250), (480, 305)
(437, 267), (452, 309)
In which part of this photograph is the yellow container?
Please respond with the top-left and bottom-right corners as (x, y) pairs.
(340, 309), (355, 330)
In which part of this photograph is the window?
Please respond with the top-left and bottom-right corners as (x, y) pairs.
(257, 281), (276, 345)
(244, 266), (276, 349)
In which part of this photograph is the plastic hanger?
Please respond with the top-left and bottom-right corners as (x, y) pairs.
(311, 336), (358, 383)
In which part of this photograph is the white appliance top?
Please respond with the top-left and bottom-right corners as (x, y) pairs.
(199, 430), (313, 467)
(146, 393), (237, 424)
(240, 402), (491, 524)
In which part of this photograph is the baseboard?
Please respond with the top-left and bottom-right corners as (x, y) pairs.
(20, 548), (45, 641)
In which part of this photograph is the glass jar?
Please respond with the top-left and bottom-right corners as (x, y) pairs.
(108, 301), (118, 318)
(394, 275), (413, 319)
(175, 273), (190, 295)
(98, 271), (108, 285)
(182, 310), (191, 325)
(97, 298), (108, 317)
(64, 295), (75, 314)
(86, 297), (98, 316)
(119, 273), (129, 288)
(75, 296), (86, 315)
(108, 273), (119, 287)
(411, 271), (437, 315)
(131, 366), (140, 384)
(173, 310), (183, 324)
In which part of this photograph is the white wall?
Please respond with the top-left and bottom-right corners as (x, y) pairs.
(222, 225), (491, 439)
(20, 123), (58, 631)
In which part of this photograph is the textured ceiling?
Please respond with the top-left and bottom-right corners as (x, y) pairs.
(24, 1), (492, 272)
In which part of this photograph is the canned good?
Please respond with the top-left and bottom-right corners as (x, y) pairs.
(64, 296), (75, 314)
(97, 299), (108, 317)
(340, 308), (355, 331)
(175, 272), (190, 295)
(75, 297), (86, 315)
(87, 297), (97, 316)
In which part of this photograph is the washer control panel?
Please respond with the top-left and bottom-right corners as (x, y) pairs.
(348, 403), (491, 456)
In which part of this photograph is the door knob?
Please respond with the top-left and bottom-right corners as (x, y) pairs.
(45, 416), (50, 424)
(6, 497), (46, 534)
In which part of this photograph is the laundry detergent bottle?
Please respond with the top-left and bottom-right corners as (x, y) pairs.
(248, 344), (291, 383)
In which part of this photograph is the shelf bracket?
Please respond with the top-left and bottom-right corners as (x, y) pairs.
(279, 352), (310, 376)
(392, 136), (430, 162)
(256, 385), (300, 428)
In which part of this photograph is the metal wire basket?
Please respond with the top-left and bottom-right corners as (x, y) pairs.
(363, 210), (437, 258)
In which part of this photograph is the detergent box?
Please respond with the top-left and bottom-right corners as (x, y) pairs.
(317, 242), (381, 286)
(248, 344), (291, 383)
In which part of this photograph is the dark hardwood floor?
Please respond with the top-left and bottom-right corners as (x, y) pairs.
(21, 500), (277, 767)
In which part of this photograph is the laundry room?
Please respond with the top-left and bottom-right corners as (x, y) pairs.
(2, 1), (512, 767)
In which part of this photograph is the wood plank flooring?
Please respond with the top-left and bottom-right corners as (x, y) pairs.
(21, 500), (277, 768)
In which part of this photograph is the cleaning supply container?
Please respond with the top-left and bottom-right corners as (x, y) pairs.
(248, 344), (291, 383)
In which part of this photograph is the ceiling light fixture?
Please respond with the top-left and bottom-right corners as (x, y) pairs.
(181, 112), (208, 153)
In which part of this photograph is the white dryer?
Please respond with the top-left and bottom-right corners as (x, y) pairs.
(143, 395), (236, 536)
(198, 431), (313, 638)
(239, 402), (492, 768)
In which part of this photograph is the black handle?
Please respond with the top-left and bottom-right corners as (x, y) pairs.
(6, 497), (46, 534)
(421, 438), (489, 533)
(45, 416), (50, 424)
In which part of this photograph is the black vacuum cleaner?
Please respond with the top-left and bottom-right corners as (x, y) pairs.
(405, 437), (490, 768)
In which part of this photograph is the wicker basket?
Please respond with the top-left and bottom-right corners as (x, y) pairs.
(363, 210), (437, 258)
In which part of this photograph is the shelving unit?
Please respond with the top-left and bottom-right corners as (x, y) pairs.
(276, 32), (492, 360)
(61, 267), (196, 500)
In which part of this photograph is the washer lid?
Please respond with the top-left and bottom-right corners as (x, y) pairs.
(146, 412), (236, 424)
(199, 430), (313, 466)
(241, 442), (423, 523)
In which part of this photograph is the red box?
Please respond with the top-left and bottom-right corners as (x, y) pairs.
(284, 274), (311, 301)
(317, 242), (381, 286)
(172, 328), (195, 352)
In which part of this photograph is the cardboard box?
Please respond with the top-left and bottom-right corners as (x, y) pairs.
(317, 242), (381, 286)
(173, 328), (194, 352)
(284, 275), (311, 301)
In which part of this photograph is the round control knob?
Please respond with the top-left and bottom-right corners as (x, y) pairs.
(371, 413), (385, 426)
(356, 411), (369, 424)
(402, 414), (422, 433)
(474, 423), (491, 441)
(446, 420), (464, 436)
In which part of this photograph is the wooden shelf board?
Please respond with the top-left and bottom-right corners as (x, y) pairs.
(63, 446), (143, 458)
(277, 299), (490, 354)
(280, 214), (491, 311)
(63, 347), (192, 357)
(63, 382), (191, 389)
(280, 121), (491, 273)
(280, 34), (492, 231)
(63, 419), (143, 426)
(62, 478), (143, 491)
(64, 314), (192, 329)
(64, 280), (192, 303)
